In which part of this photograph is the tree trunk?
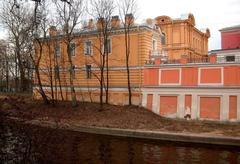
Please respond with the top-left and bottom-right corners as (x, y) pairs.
(125, 28), (132, 105)
(106, 49), (109, 104)
(67, 44), (77, 107)
(6, 60), (9, 92)
(100, 66), (104, 107)
(35, 65), (50, 104)
(34, 41), (50, 105)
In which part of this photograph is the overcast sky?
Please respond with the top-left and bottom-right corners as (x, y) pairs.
(0, 0), (240, 51)
(137, 0), (240, 50)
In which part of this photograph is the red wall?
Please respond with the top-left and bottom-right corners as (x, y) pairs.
(144, 68), (159, 86)
(160, 96), (177, 116)
(147, 94), (153, 111)
(144, 66), (240, 86)
(221, 30), (240, 49)
(229, 96), (237, 120)
(200, 97), (220, 120)
(181, 67), (198, 86)
(224, 66), (240, 86)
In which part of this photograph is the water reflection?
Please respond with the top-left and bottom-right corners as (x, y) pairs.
(0, 119), (240, 164)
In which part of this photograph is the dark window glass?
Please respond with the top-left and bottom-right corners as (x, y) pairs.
(86, 65), (91, 79)
(161, 33), (166, 45)
(226, 56), (235, 62)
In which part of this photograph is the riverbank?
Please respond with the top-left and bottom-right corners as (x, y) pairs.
(1, 95), (240, 146)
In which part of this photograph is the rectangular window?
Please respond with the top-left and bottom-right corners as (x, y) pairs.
(54, 66), (60, 79)
(70, 43), (75, 56)
(103, 39), (112, 54)
(226, 55), (235, 62)
(152, 39), (157, 50)
(69, 65), (76, 79)
(84, 41), (92, 55)
(161, 33), (166, 45)
(55, 43), (61, 57)
(86, 65), (91, 79)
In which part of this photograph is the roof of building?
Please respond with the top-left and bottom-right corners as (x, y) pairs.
(209, 48), (240, 54)
(41, 24), (160, 41)
(219, 24), (240, 32)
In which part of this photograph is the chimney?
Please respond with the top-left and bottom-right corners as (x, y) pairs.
(125, 13), (134, 25)
(209, 54), (217, 63)
(88, 19), (94, 29)
(146, 18), (153, 25)
(111, 16), (120, 28)
(97, 17), (105, 30)
(48, 26), (57, 36)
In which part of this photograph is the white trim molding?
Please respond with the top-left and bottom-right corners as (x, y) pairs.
(141, 87), (240, 122)
(159, 68), (182, 86)
(198, 67), (224, 86)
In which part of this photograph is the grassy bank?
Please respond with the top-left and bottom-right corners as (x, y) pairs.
(0, 95), (240, 138)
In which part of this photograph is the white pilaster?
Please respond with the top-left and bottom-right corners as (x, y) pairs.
(177, 94), (185, 118)
(152, 94), (159, 115)
(237, 94), (240, 121)
(142, 93), (147, 107)
(191, 94), (198, 119)
(159, 96), (161, 115)
(221, 95), (229, 121)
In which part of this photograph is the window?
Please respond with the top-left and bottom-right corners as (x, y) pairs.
(54, 66), (60, 79)
(55, 43), (61, 57)
(86, 65), (91, 79)
(226, 55), (235, 62)
(161, 33), (166, 45)
(103, 39), (112, 54)
(70, 43), (76, 56)
(152, 39), (157, 50)
(69, 65), (76, 78)
(84, 41), (92, 55)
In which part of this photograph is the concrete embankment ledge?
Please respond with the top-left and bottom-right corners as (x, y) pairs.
(28, 120), (240, 147)
(69, 125), (240, 147)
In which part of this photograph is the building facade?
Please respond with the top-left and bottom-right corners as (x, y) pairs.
(142, 56), (240, 122)
(210, 25), (240, 63)
(35, 14), (237, 122)
(155, 14), (210, 60)
(35, 17), (164, 105)
(220, 25), (240, 49)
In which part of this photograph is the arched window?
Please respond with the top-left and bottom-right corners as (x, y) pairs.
(161, 33), (166, 45)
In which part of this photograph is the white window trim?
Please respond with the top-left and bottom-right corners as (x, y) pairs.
(159, 68), (182, 86)
(152, 38), (157, 51)
(86, 64), (92, 79)
(70, 42), (76, 57)
(84, 40), (93, 56)
(102, 38), (112, 55)
(198, 67), (224, 86)
(55, 43), (61, 57)
(197, 95), (223, 121)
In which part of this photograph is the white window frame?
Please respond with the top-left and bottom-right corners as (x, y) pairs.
(55, 43), (61, 57)
(103, 38), (112, 54)
(152, 39), (157, 51)
(86, 64), (91, 79)
(84, 41), (92, 55)
(70, 42), (76, 57)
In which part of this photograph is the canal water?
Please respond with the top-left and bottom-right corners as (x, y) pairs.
(0, 119), (240, 164)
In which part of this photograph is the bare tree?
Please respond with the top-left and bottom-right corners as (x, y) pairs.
(28, 0), (54, 104)
(0, 40), (9, 92)
(54, 0), (85, 107)
(0, 41), (19, 92)
(90, 0), (115, 106)
(118, 0), (138, 105)
(0, 0), (33, 92)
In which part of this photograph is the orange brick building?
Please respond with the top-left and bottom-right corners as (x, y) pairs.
(35, 17), (163, 105)
(155, 14), (210, 59)
(35, 14), (236, 122)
